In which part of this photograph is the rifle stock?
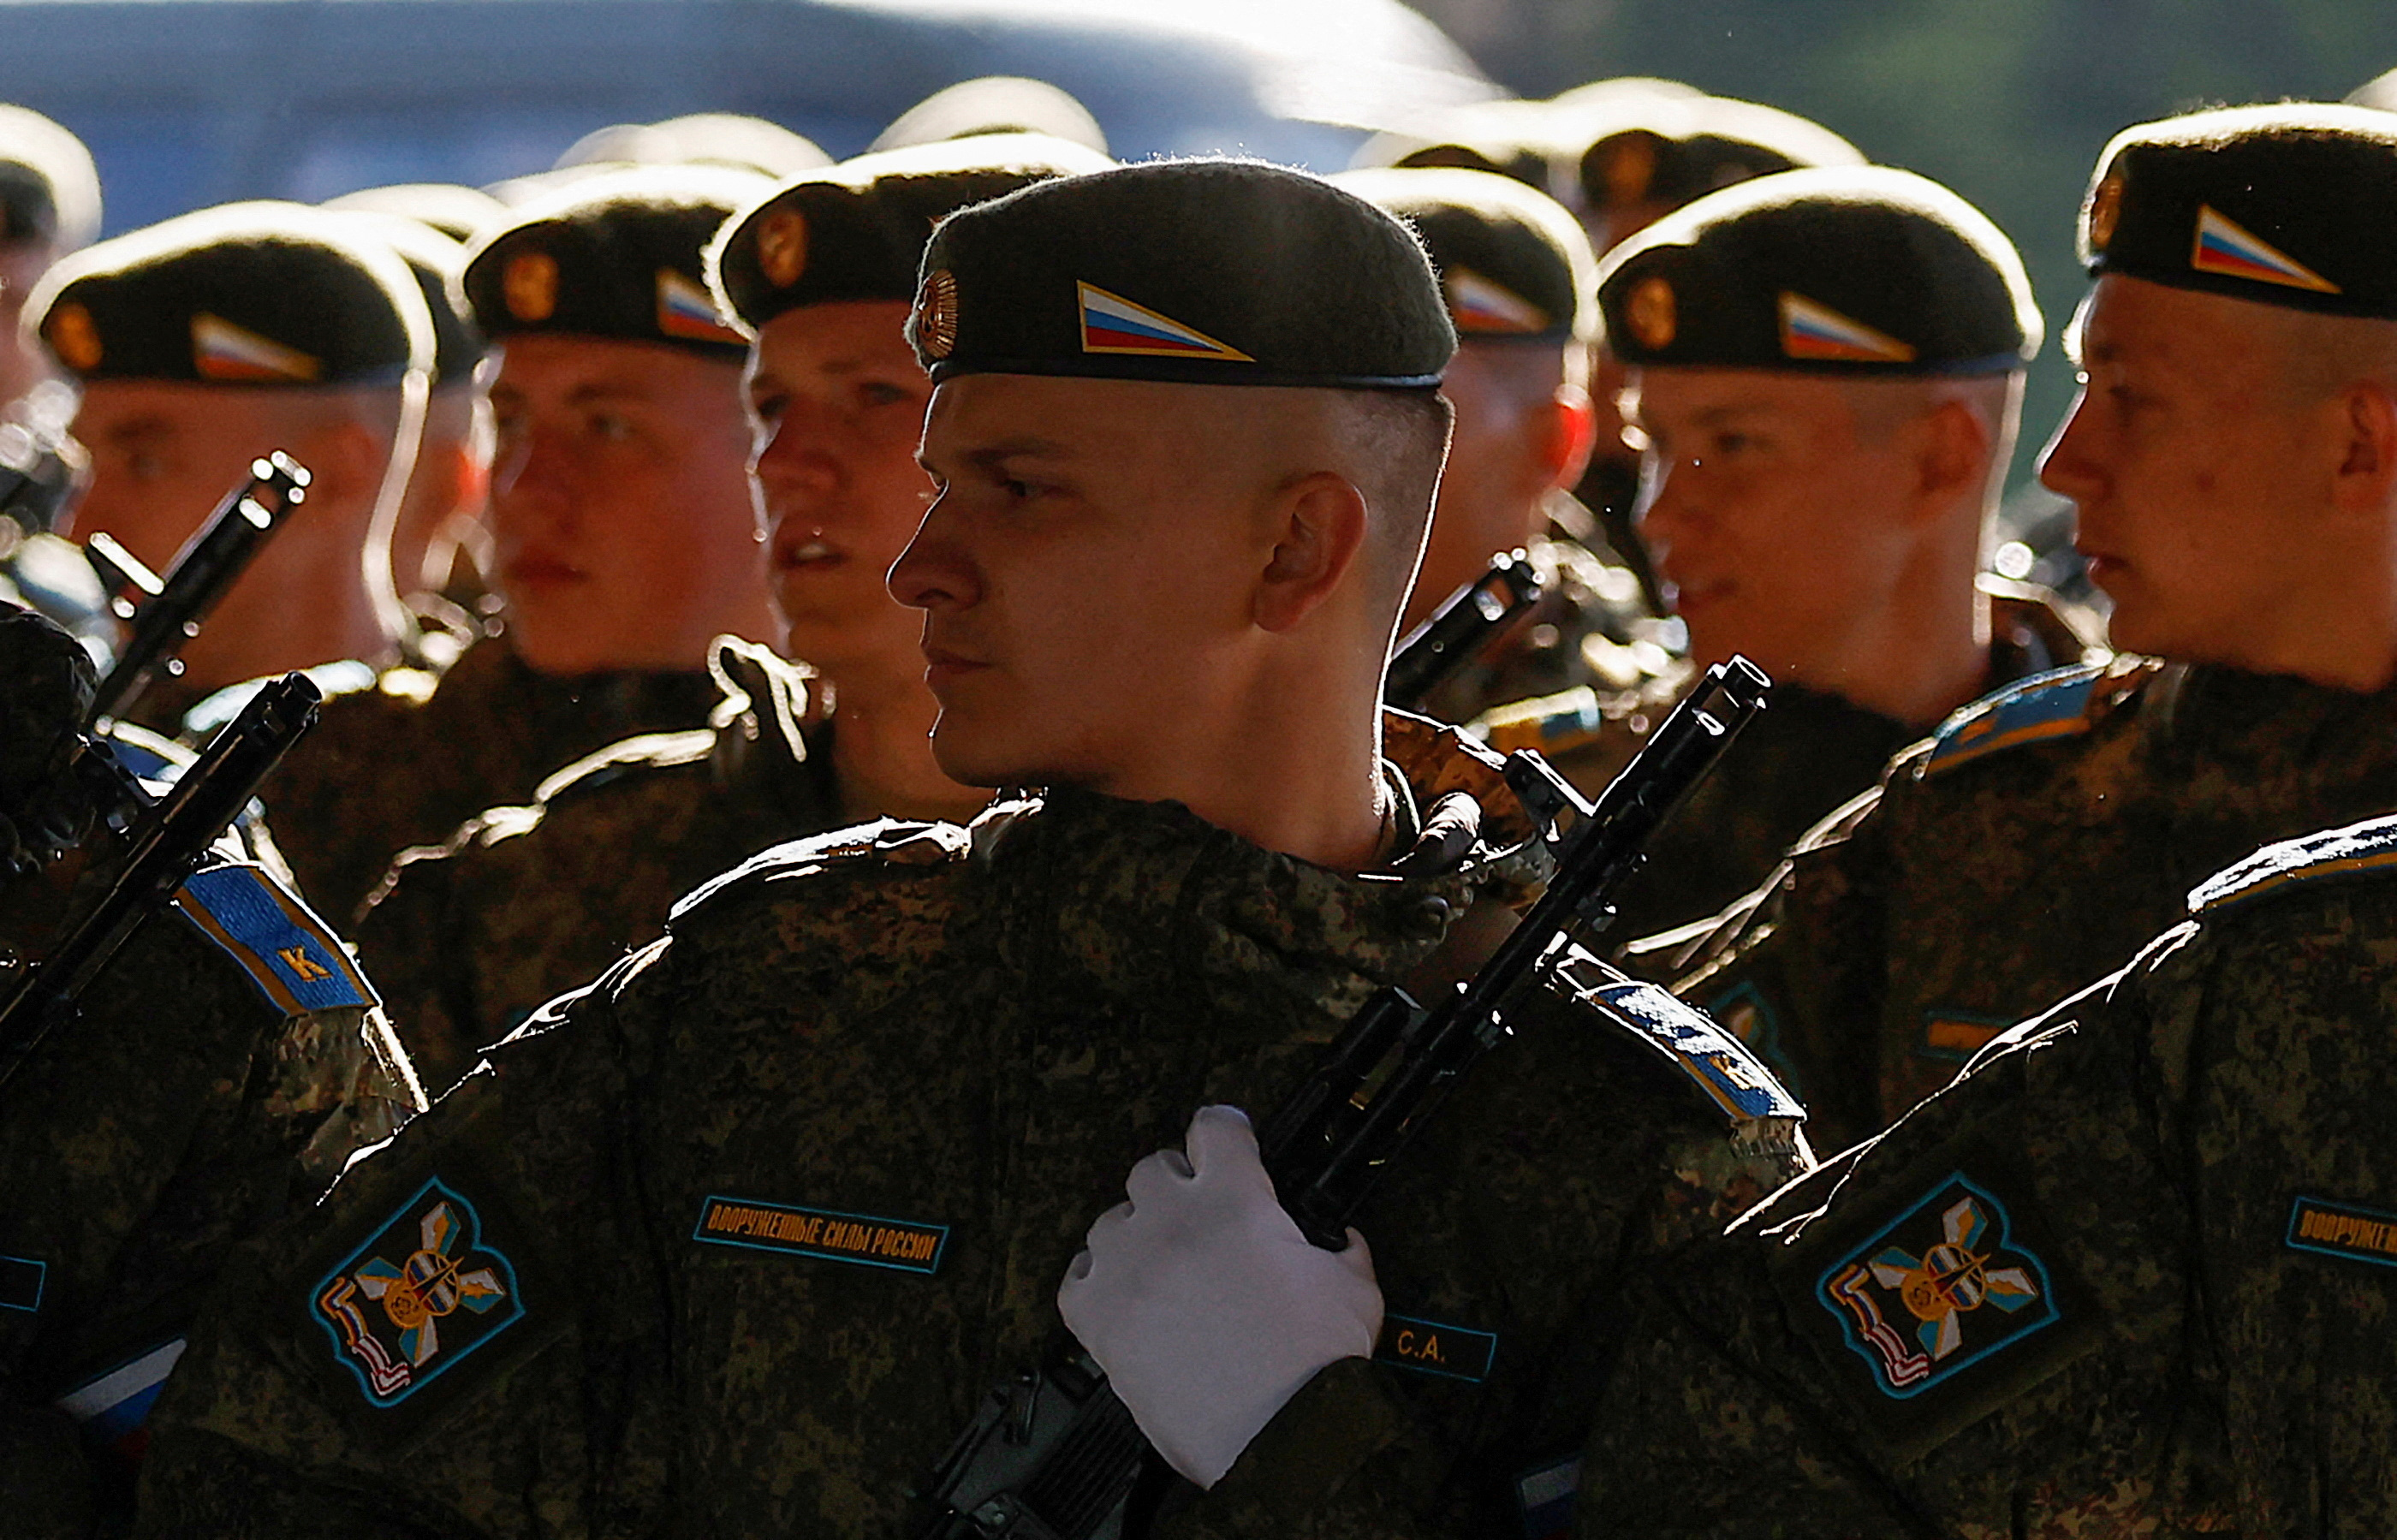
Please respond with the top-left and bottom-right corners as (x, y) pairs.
(0, 673), (322, 1096)
(909, 657), (1773, 1539)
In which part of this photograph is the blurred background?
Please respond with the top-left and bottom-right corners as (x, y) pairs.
(0, 0), (2393, 514)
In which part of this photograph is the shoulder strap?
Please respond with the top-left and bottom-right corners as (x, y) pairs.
(173, 859), (378, 1014)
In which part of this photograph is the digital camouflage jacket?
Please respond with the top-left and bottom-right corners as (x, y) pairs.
(1665, 656), (2397, 1153)
(134, 717), (1804, 1539)
(1576, 814), (2397, 1537)
(354, 639), (842, 1090)
(225, 637), (723, 925)
(0, 854), (423, 1537)
(1482, 585), (2099, 943)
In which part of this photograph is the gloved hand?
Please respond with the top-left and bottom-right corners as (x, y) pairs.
(1057, 1104), (1382, 1489)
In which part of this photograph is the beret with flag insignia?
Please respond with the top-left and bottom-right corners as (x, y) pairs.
(1568, 93), (1863, 228)
(2079, 104), (2397, 319)
(330, 210), (485, 385)
(708, 133), (1115, 336)
(461, 165), (770, 360)
(1331, 165), (1597, 344)
(26, 200), (430, 387)
(907, 158), (1455, 389)
(1596, 166), (2041, 377)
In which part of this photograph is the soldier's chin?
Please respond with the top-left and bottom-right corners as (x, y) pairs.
(926, 713), (1038, 791)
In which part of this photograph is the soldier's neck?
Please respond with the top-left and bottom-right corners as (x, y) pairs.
(823, 660), (990, 827)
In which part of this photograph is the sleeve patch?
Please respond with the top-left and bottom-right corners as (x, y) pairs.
(174, 862), (378, 1014)
(1585, 978), (1806, 1125)
(1922, 664), (2103, 777)
(311, 1178), (526, 1410)
(2189, 815), (2397, 917)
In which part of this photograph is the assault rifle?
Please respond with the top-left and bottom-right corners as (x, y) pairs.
(1383, 549), (1542, 712)
(909, 656), (1774, 1540)
(86, 453), (311, 724)
(0, 673), (322, 1096)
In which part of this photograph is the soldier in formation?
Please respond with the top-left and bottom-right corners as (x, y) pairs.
(0, 603), (422, 1536)
(352, 132), (1107, 1087)
(1663, 104), (2397, 1151)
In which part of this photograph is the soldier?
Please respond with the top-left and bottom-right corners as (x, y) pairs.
(1330, 165), (1668, 725)
(134, 159), (1803, 1538)
(1668, 106), (2397, 1154)
(25, 202), (437, 733)
(232, 167), (782, 923)
(324, 209), (493, 668)
(1555, 93), (1869, 615)
(0, 108), (105, 643)
(1482, 168), (2092, 941)
(0, 602), (422, 1535)
(353, 134), (1108, 1089)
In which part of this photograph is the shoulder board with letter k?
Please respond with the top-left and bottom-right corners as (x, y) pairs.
(174, 860), (378, 1014)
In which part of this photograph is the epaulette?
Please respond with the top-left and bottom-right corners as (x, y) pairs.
(2188, 816), (2397, 918)
(172, 858), (378, 1014)
(1469, 668), (1686, 759)
(1553, 953), (1806, 1157)
(1919, 659), (2138, 778)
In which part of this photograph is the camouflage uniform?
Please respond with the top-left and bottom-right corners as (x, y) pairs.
(1668, 656), (2397, 1155)
(134, 717), (1804, 1538)
(354, 639), (842, 1091)
(241, 636), (720, 925)
(1575, 814), (2397, 1537)
(1486, 586), (2098, 943)
(0, 851), (421, 1533)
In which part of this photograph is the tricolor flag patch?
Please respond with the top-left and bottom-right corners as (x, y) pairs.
(1078, 282), (1253, 361)
(656, 269), (745, 345)
(1446, 268), (1549, 335)
(2190, 205), (2340, 294)
(56, 1338), (186, 1464)
(1778, 292), (1917, 365)
(192, 313), (322, 383)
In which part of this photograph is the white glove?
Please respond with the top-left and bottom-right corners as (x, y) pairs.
(1057, 1105), (1383, 1489)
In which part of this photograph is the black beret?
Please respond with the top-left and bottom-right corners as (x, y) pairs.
(324, 182), (508, 243)
(1351, 98), (1572, 193)
(1568, 93), (1863, 218)
(0, 105), (99, 250)
(2079, 104), (2397, 319)
(907, 159), (1455, 390)
(330, 211), (484, 384)
(871, 77), (1109, 158)
(1597, 166), (2040, 377)
(462, 165), (771, 360)
(709, 134), (1115, 335)
(1333, 165), (1597, 343)
(556, 114), (832, 181)
(27, 201), (429, 387)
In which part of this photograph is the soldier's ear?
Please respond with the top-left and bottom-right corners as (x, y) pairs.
(1542, 382), (1598, 490)
(1906, 395), (1993, 522)
(2331, 380), (2397, 515)
(1252, 470), (1369, 635)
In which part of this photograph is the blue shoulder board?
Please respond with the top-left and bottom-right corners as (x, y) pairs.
(1922, 664), (2104, 777)
(1586, 978), (1806, 1126)
(173, 862), (378, 1014)
(2189, 816), (2397, 917)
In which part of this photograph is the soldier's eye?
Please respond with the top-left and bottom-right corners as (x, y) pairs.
(859, 382), (914, 408)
